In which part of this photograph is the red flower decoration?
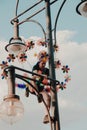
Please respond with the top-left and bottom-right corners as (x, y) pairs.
(25, 40), (35, 50)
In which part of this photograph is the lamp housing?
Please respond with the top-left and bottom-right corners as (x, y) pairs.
(5, 37), (26, 56)
(0, 94), (24, 125)
(76, 0), (87, 17)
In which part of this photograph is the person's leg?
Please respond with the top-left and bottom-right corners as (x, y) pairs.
(29, 80), (38, 94)
(40, 91), (51, 123)
(41, 91), (51, 110)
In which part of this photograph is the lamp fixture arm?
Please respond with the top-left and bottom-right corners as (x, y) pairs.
(4, 66), (53, 130)
(15, 0), (19, 16)
(18, 19), (46, 41)
(15, 73), (53, 130)
(11, 0), (44, 24)
(11, 0), (58, 25)
(54, 0), (67, 45)
(5, 65), (60, 85)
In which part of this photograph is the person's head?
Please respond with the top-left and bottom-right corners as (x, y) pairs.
(38, 61), (46, 70)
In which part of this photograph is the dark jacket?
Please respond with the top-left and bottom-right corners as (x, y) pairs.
(32, 62), (49, 92)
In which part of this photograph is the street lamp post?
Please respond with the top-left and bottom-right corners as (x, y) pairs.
(0, 0), (76, 129)
(45, 0), (60, 130)
(5, 1), (61, 129)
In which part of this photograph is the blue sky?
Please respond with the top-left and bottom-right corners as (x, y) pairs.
(0, 0), (87, 130)
(0, 0), (87, 43)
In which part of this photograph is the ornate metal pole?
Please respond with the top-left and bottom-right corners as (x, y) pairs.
(45, 0), (60, 130)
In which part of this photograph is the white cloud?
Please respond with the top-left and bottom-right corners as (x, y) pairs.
(56, 30), (76, 44)
(55, 30), (87, 127)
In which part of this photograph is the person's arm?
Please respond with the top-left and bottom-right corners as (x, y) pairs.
(41, 68), (49, 85)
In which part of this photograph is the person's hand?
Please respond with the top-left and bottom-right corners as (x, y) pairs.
(42, 77), (48, 85)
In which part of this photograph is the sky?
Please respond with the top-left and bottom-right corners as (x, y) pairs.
(0, 0), (87, 130)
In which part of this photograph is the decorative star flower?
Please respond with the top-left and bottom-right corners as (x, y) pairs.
(18, 53), (27, 62)
(38, 50), (49, 62)
(62, 65), (70, 73)
(7, 54), (15, 62)
(64, 75), (71, 82)
(36, 39), (48, 47)
(1, 71), (7, 79)
(55, 60), (61, 68)
(53, 45), (59, 52)
(59, 82), (66, 90)
(0, 61), (8, 69)
(25, 40), (35, 50)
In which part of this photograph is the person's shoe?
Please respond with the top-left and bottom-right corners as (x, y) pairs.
(51, 116), (54, 123)
(25, 87), (29, 97)
(43, 115), (49, 124)
(37, 94), (43, 103)
(43, 115), (54, 124)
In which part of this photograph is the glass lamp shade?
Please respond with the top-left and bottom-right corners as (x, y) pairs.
(5, 38), (27, 56)
(76, 1), (87, 17)
(0, 95), (24, 125)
